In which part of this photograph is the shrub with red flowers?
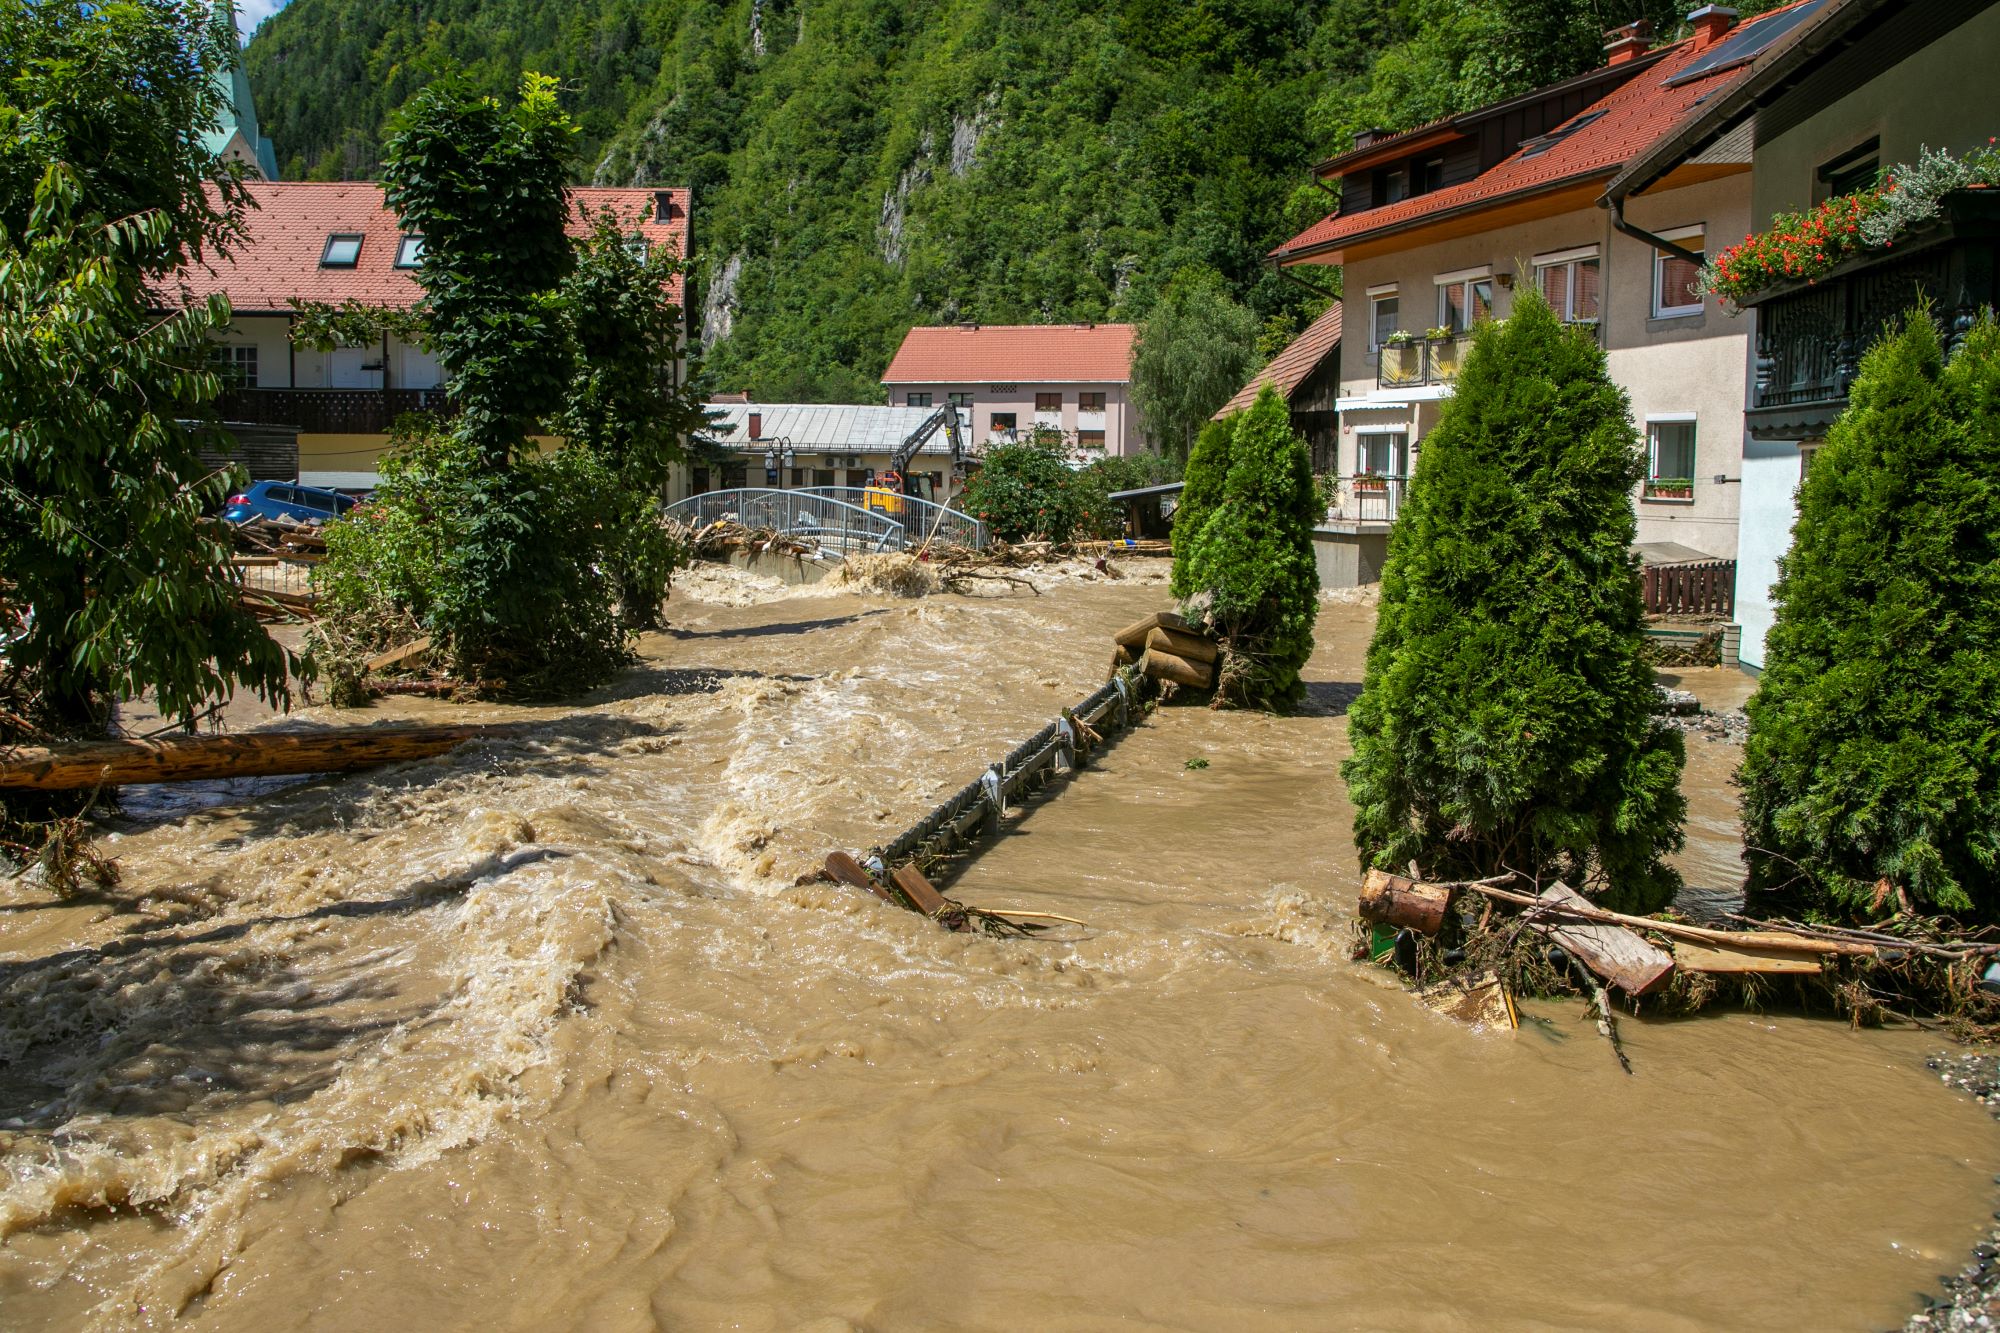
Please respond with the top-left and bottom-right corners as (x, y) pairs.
(1703, 141), (2000, 304)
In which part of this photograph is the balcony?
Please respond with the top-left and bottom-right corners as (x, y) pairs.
(1319, 473), (1408, 526)
(217, 387), (455, 435)
(1746, 192), (2000, 440)
(1376, 333), (1473, 389)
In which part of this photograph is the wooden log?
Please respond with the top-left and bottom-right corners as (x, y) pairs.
(1143, 626), (1219, 664)
(1113, 610), (1192, 651)
(1140, 647), (1212, 689)
(822, 852), (893, 903)
(1459, 881), (1876, 956)
(889, 864), (972, 932)
(0, 723), (536, 791)
(1358, 867), (1453, 935)
(366, 636), (434, 673)
(1673, 941), (1825, 976)
(1528, 883), (1675, 996)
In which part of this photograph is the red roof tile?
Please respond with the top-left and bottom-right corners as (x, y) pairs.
(153, 181), (690, 313)
(1274, 4), (1813, 263)
(881, 323), (1136, 384)
(1215, 304), (1342, 419)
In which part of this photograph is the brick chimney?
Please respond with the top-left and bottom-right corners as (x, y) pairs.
(748, 412), (762, 440)
(1688, 5), (1739, 50)
(1603, 18), (1654, 65)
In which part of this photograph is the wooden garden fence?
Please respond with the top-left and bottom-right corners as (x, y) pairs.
(1643, 560), (1735, 618)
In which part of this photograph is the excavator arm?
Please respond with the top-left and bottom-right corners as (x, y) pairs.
(881, 403), (967, 497)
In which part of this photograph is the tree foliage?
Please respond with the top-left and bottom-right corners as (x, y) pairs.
(244, 0), (1708, 401)
(0, 0), (292, 739)
(559, 208), (705, 626)
(1176, 387), (1318, 709)
(960, 437), (1091, 544)
(1741, 313), (2000, 921)
(1131, 268), (1261, 459)
(1170, 413), (1236, 600)
(1340, 292), (1684, 911)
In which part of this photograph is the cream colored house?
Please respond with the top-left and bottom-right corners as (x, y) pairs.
(1273, 6), (1803, 586)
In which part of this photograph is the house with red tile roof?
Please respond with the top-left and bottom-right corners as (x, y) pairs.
(1272, 4), (1818, 584)
(880, 323), (1140, 456)
(152, 180), (691, 489)
(1214, 304), (1343, 471)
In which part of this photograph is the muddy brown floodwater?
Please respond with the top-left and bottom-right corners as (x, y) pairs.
(0, 560), (1992, 1331)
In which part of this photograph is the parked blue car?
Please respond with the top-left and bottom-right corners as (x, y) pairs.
(223, 481), (361, 526)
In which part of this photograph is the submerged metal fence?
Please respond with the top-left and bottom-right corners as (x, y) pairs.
(660, 488), (903, 555)
(793, 487), (989, 550)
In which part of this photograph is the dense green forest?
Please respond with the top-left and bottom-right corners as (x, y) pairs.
(244, 0), (1707, 400)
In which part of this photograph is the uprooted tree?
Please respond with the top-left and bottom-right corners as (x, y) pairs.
(1, 0), (295, 753)
(1340, 290), (1684, 914)
(1741, 310), (2000, 924)
(1175, 386), (1319, 709)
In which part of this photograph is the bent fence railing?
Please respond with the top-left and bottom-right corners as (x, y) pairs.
(793, 487), (988, 550)
(661, 488), (904, 555)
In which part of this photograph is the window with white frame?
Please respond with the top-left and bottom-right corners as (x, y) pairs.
(1645, 418), (1697, 498)
(1368, 287), (1400, 350)
(1652, 226), (1706, 318)
(1534, 246), (1600, 324)
(1356, 431), (1406, 478)
(209, 344), (258, 388)
(1435, 270), (1493, 333)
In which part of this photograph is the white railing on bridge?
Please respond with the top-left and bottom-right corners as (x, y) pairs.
(792, 487), (988, 550)
(661, 488), (905, 555)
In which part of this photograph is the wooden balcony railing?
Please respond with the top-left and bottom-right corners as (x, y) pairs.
(217, 388), (456, 435)
(1643, 559), (1735, 618)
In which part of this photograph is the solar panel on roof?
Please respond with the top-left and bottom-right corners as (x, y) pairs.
(1664, 0), (1828, 86)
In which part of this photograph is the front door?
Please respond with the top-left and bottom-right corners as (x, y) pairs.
(329, 345), (382, 390)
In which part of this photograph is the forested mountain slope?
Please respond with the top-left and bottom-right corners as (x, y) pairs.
(245, 0), (1704, 400)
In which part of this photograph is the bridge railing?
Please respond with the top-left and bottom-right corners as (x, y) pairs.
(661, 488), (904, 554)
(793, 487), (988, 550)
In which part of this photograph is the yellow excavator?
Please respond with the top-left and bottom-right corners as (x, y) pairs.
(863, 404), (968, 518)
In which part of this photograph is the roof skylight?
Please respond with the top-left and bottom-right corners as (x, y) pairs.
(395, 235), (424, 269)
(321, 233), (363, 267)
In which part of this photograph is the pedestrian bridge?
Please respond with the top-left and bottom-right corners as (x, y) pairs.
(661, 487), (988, 554)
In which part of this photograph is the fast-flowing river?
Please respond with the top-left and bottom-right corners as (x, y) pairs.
(0, 560), (1990, 1330)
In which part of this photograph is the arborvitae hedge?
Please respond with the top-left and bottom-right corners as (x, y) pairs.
(1178, 387), (1319, 708)
(1340, 291), (1685, 912)
(1742, 312), (2000, 921)
(1170, 413), (1236, 600)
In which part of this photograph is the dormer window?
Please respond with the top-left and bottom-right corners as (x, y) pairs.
(394, 235), (424, 269)
(321, 233), (363, 267)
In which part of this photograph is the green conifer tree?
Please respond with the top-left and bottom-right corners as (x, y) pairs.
(1741, 312), (2000, 921)
(1340, 291), (1684, 911)
(1178, 386), (1319, 709)
(1169, 413), (1236, 600)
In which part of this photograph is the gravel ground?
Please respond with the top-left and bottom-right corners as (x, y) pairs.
(1906, 1053), (2000, 1331)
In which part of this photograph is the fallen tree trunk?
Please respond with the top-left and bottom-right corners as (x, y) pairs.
(1113, 611), (1193, 651)
(1358, 868), (1454, 934)
(1144, 626), (1219, 664)
(1460, 880), (1877, 956)
(0, 723), (536, 791)
(1140, 647), (1212, 689)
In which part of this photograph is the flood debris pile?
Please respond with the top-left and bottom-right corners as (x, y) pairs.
(1109, 610), (1220, 693)
(1357, 868), (2000, 1042)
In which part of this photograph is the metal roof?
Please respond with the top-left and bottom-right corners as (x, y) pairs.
(701, 403), (963, 455)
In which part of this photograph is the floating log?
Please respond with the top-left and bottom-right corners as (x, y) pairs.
(1144, 626), (1219, 664)
(1140, 647), (1212, 689)
(0, 723), (537, 791)
(1113, 610), (1192, 651)
(366, 636), (434, 673)
(1358, 868), (1454, 935)
(1673, 940), (1826, 975)
(1528, 883), (1676, 996)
